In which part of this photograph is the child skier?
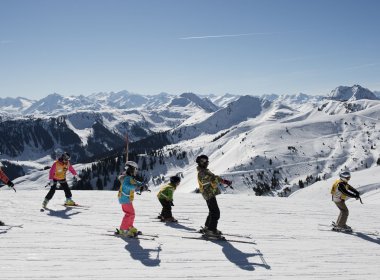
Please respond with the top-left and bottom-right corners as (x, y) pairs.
(330, 171), (360, 232)
(157, 175), (181, 222)
(42, 151), (77, 208)
(116, 161), (148, 237)
(196, 155), (232, 237)
(0, 162), (15, 226)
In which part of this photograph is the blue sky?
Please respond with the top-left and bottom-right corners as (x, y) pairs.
(1, 0), (379, 99)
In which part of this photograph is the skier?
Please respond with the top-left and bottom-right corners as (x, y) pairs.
(0, 162), (15, 226)
(196, 155), (232, 237)
(116, 161), (148, 237)
(157, 175), (181, 222)
(42, 151), (77, 208)
(330, 171), (360, 232)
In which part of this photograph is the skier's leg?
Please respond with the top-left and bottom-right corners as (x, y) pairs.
(206, 197), (220, 231)
(160, 199), (172, 218)
(335, 201), (349, 227)
(60, 181), (73, 199)
(120, 203), (135, 230)
(45, 182), (57, 200)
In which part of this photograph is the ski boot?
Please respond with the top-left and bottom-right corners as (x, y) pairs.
(115, 228), (128, 236)
(64, 198), (76, 206)
(200, 226), (222, 235)
(127, 226), (141, 237)
(42, 198), (49, 208)
(0, 220), (4, 226)
(204, 228), (223, 238)
(341, 225), (353, 232)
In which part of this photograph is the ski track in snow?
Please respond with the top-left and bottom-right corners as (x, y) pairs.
(1, 190), (379, 279)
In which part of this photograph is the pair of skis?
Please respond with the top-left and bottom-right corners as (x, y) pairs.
(104, 230), (157, 241)
(318, 223), (379, 236)
(40, 203), (90, 212)
(181, 227), (256, 244)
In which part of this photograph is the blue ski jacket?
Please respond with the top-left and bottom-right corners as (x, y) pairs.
(118, 174), (143, 204)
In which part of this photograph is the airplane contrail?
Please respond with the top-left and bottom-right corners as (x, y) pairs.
(180, 32), (274, 40)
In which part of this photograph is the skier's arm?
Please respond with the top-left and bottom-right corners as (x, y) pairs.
(68, 163), (77, 176)
(205, 170), (223, 186)
(49, 162), (57, 180)
(347, 185), (360, 197)
(338, 183), (358, 198)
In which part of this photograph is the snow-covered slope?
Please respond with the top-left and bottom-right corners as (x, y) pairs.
(1, 181), (379, 279)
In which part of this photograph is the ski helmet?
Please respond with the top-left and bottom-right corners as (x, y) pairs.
(0, 162), (3, 168)
(125, 161), (138, 170)
(125, 161), (138, 176)
(61, 152), (71, 161)
(170, 175), (181, 185)
(196, 155), (209, 168)
(339, 171), (351, 181)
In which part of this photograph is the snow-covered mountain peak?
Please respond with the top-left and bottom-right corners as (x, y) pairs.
(329, 85), (378, 101)
(0, 97), (34, 112)
(168, 92), (219, 113)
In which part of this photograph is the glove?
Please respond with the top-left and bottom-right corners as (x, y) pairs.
(222, 179), (232, 186)
(7, 181), (14, 188)
(170, 201), (174, 206)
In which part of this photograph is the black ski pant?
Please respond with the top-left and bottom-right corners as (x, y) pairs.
(159, 199), (173, 219)
(205, 196), (220, 231)
(45, 180), (72, 200)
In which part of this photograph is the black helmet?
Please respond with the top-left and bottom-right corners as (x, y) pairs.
(57, 150), (70, 161)
(339, 171), (351, 181)
(196, 155), (209, 167)
(61, 152), (71, 161)
(170, 175), (181, 185)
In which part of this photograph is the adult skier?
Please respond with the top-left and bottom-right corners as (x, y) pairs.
(0, 162), (15, 226)
(116, 161), (148, 237)
(42, 151), (77, 208)
(157, 175), (181, 222)
(196, 155), (232, 237)
(330, 171), (360, 232)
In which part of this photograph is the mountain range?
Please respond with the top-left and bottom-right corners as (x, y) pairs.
(1, 84), (379, 196)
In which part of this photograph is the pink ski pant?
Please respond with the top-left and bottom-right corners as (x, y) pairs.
(120, 203), (135, 230)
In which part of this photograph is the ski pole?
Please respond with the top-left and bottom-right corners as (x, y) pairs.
(359, 197), (363, 204)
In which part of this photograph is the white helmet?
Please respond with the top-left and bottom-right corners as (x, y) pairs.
(339, 171), (351, 182)
(125, 161), (138, 170)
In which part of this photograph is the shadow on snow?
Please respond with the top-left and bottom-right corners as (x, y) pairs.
(122, 238), (162, 267)
(211, 240), (271, 271)
(350, 232), (380, 246)
(161, 221), (198, 232)
(45, 208), (81, 219)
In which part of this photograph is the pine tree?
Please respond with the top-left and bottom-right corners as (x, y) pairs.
(96, 177), (103, 190)
(299, 180), (304, 188)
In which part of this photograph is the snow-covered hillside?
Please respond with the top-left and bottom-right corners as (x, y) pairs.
(2, 85), (380, 196)
(1, 165), (379, 279)
(140, 92), (380, 196)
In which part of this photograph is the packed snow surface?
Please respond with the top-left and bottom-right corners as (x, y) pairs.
(1, 178), (379, 279)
